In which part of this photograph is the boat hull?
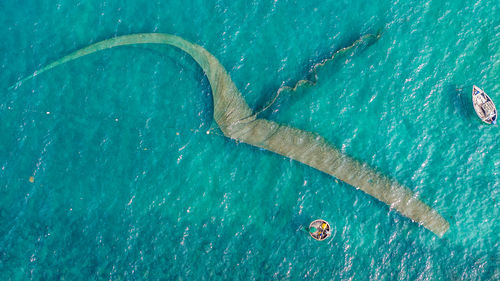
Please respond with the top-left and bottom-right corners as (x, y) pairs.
(472, 85), (497, 124)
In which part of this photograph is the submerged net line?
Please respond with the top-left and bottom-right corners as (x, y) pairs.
(8, 33), (449, 237)
(255, 32), (382, 116)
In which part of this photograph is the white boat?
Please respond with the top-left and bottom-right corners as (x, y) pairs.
(472, 85), (497, 124)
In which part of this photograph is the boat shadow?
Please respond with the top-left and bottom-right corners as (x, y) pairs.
(445, 84), (477, 123)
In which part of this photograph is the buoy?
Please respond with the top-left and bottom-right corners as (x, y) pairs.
(308, 219), (331, 241)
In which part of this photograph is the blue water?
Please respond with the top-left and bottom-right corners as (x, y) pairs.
(1, 0), (498, 280)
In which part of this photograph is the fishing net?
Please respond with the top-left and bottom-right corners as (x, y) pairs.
(9, 33), (449, 237)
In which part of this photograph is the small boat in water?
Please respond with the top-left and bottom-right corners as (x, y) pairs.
(472, 85), (497, 124)
(308, 219), (331, 241)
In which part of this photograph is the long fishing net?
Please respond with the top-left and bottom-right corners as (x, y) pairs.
(254, 32), (381, 116)
(8, 33), (450, 237)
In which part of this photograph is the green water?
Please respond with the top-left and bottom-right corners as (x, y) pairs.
(1, 0), (498, 280)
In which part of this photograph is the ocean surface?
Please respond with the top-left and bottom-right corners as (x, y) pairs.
(1, 0), (498, 280)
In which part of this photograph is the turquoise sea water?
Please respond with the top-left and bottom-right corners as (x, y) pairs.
(1, 0), (498, 280)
